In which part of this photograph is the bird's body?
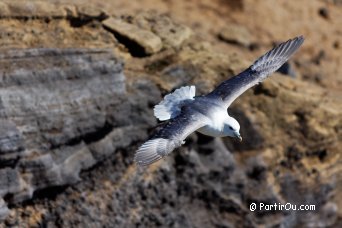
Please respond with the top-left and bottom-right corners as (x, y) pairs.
(188, 96), (236, 137)
(135, 36), (305, 166)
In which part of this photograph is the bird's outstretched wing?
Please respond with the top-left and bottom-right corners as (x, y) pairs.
(135, 108), (208, 166)
(208, 36), (304, 108)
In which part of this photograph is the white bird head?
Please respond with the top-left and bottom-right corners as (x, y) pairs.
(223, 116), (242, 141)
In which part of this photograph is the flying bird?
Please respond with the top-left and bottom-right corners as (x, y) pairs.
(135, 36), (304, 166)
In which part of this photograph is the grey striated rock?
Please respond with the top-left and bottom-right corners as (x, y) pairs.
(0, 168), (21, 197)
(0, 198), (9, 220)
(0, 120), (24, 166)
(0, 48), (137, 218)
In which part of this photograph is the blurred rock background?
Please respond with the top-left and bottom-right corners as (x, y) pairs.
(0, 0), (341, 227)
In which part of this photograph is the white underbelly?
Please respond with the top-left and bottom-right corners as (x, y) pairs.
(196, 106), (228, 137)
(197, 125), (225, 137)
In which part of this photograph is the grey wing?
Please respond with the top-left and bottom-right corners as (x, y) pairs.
(207, 36), (304, 108)
(134, 108), (208, 166)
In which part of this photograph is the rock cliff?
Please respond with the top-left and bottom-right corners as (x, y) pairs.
(0, 1), (341, 227)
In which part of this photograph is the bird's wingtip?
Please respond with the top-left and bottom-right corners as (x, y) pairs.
(296, 35), (305, 43)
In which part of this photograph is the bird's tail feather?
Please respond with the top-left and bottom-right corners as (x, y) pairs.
(154, 86), (195, 121)
(135, 138), (171, 166)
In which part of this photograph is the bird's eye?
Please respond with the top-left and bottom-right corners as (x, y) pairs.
(229, 126), (234, 130)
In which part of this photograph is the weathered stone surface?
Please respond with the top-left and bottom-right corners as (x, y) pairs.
(0, 48), (132, 215)
(218, 24), (252, 47)
(103, 17), (163, 55)
(0, 168), (21, 197)
(0, 168), (21, 219)
(0, 1), (111, 24)
(0, 2), (71, 18)
(0, 120), (24, 165)
(76, 5), (107, 19)
(0, 198), (9, 221)
(132, 12), (193, 49)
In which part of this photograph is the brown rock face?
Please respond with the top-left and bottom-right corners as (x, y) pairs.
(0, 1), (341, 227)
(103, 17), (163, 55)
(218, 24), (252, 47)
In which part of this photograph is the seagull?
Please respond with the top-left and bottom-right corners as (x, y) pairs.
(135, 36), (304, 166)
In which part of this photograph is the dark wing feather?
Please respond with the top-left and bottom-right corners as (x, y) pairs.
(135, 108), (208, 166)
(207, 36), (304, 108)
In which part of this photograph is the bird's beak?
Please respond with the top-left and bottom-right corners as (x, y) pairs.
(234, 132), (242, 142)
